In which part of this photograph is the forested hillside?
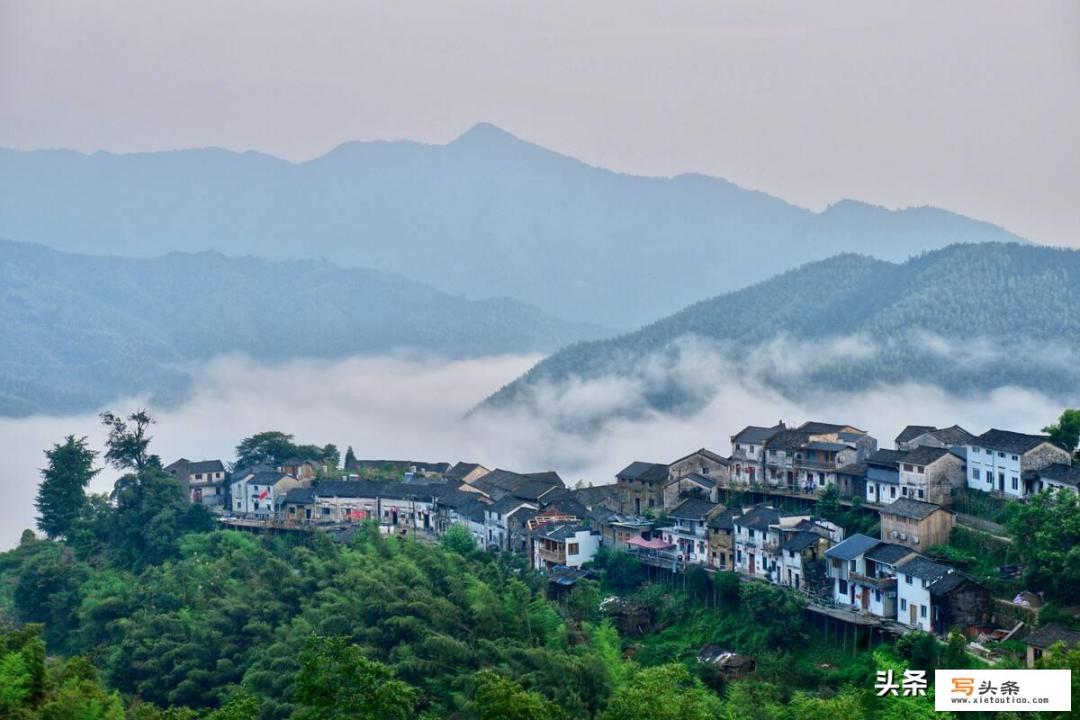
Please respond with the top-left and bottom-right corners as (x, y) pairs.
(0, 125), (1023, 327)
(0, 239), (597, 416)
(484, 243), (1080, 420)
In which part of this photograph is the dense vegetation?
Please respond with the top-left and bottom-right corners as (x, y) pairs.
(3, 413), (1078, 718)
(0, 238), (598, 416)
(0, 126), (1021, 328)
(486, 242), (1080, 421)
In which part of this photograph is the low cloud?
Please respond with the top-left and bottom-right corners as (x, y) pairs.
(0, 345), (1071, 549)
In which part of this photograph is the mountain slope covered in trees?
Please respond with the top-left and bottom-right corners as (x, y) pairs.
(0, 240), (597, 416)
(484, 243), (1080, 421)
(0, 124), (1024, 327)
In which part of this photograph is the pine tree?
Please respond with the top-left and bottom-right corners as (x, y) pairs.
(35, 436), (99, 539)
(344, 446), (357, 469)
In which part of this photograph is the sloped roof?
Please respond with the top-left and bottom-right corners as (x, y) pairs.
(972, 429), (1058, 455)
(930, 425), (975, 446)
(928, 571), (984, 596)
(670, 448), (730, 466)
(837, 463), (868, 477)
(903, 446), (959, 466)
(881, 497), (949, 520)
(897, 555), (951, 581)
(782, 530), (823, 552)
(800, 421), (865, 435)
(445, 462), (488, 480)
(471, 469), (564, 501)
(707, 510), (736, 531)
(866, 449), (907, 467)
(824, 533), (879, 561)
(731, 424), (785, 445)
(733, 505), (780, 532)
(314, 479), (387, 498)
(535, 523), (594, 541)
(616, 461), (669, 483)
(896, 425), (937, 444)
(569, 484), (618, 509)
(1025, 623), (1080, 649)
(865, 542), (914, 566)
(669, 498), (721, 520)
(1036, 463), (1080, 487)
(283, 487), (315, 504)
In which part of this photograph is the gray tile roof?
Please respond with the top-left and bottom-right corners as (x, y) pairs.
(1025, 623), (1080, 649)
(866, 449), (908, 467)
(824, 533), (879, 561)
(896, 425), (937, 444)
(929, 425), (975, 446)
(897, 555), (951, 581)
(669, 498), (720, 520)
(971, 429), (1058, 455)
(881, 497), (949, 520)
(731, 424), (785, 445)
(864, 542), (913, 565)
(1037, 463), (1080, 487)
(616, 461), (669, 483)
(902, 446), (959, 466)
(781, 530), (823, 553)
(734, 505), (781, 532)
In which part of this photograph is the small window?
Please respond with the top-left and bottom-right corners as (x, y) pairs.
(972, 468), (980, 480)
(917, 466), (925, 474)
(917, 489), (925, 499)
(985, 449), (992, 455)
(874, 590), (881, 601)
(903, 463), (914, 472)
(1011, 455), (1018, 461)
(998, 452), (1005, 458)
(568, 542), (580, 555)
(905, 575), (913, 585)
(890, 487), (897, 498)
(849, 560), (856, 572)
(838, 579), (848, 594)
(1011, 477), (1018, 490)
(900, 598), (907, 610)
(920, 605), (927, 618)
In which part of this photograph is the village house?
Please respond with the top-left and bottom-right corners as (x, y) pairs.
(895, 425), (974, 452)
(529, 524), (600, 569)
(835, 462), (867, 500)
(434, 488), (489, 544)
(706, 510), (736, 570)
(278, 458), (321, 483)
(1026, 463), (1080, 495)
(729, 423), (786, 486)
(615, 461), (669, 515)
(896, 555), (951, 632)
(466, 468), (565, 504)
(484, 496), (538, 551)
(1025, 624), (1080, 667)
(666, 448), (730, 497)
(281, 487), (316, 522)
(826, 534), (913, 618)
(378, 483), (443, 533)
(444, 462), (491, 485)
(777, 519), (840, 592)
(965, 429), (1072, 499)
(660, 498), (724, 566)
(897, 446), (965, 506)
(879, 497), (955, 550)
(864, 449), (904, 505)
(662, 472), (717, 509)
(164, 458), (228, 510)
(230, 467), (301, 517)
(927, 571), (992, 636)
(732, 505), (822, 581)
(760, 422), (877, 494)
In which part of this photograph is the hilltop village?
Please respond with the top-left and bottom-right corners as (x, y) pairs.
(166, 420), (1080, 660)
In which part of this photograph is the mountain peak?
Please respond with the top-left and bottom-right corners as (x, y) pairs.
(450, 122), (525, 147)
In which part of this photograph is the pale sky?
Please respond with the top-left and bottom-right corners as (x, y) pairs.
(1, 1), (1077, 246)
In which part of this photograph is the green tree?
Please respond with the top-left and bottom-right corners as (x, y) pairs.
(235, 431), (297, 468)
(292, 636), (417, 720)
(1043, 409), (1080, 456)
(942, 629), (969, 669)
(439, 524), (476, 555)
(100, 410), (156, 471)
(1007, 488), (1080, 602)
(601, 663), (722, 720)
(469, 669), (566, 720)
(896, 631), (939, 673)
(344, 445), (358, 468)
(35, 435), (99, 540)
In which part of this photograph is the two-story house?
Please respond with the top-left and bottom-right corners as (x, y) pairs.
(667, 448), (730, 492)
(897, 446), (965, 506)
(896, 555), (951, 631)
(1028, 463), (1080, 495)
(615, 461), (670, 515)
(895, 425), (974, 452)
(729, 423), (786, 486)
(164, 458), (228, 510)
(761, 422), (877, 494)
(660, 498), (723, 566)
(863, 449), (905, 505)
(706, 510), (736, 570)
(825, 534), (913, 618)
(879, 497), (955, 550)
(530, 524), (600, 569)
(966, 429), (1072, 499)
(230, 467), (301, 517)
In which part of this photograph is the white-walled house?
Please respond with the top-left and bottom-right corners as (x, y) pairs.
(729, 424), (785, 485)
(895, 555), (951, 632)
(530, 524), (601, 569)
(1029, 463), (1080, 495)
(825, 534), (914, 618)
(661, 498), (722, 566)
(230, 469), (299, 517)
(966, 429), (1072, 499)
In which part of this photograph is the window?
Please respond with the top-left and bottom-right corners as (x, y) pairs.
(850, 560), (857, 572)
(735, 444), (742, 451)
(322, 507), (330, 516)
(874, 590), (881, 601)
(922, 579), (929, 589)
(568, 542), (580, 555)
(1011, 477), (1018, 490)
(1012, 455), (1019, 461)
(838, 579), (848, 594)
(890, 487), (897, 498)
(904, 463), (914, 472)
(900, 598), (907, 610)
(917, 466), (925, 474)
(998, 451), (1005, 458)
(917, 489), (925, 499)
(905, 574), (913, 585)
(902, 487), (908, 496)
(920, 605), (927, 618)
(972, 468), (980, 480)
(985, 449), (992, 455)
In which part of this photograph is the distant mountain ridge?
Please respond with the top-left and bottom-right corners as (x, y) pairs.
(0, 123), (1025, 327)
(0, 240), (599, 416)
(482, 243), (1080, 423)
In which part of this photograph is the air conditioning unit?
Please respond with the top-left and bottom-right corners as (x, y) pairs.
(898, 533), (907, 541)
(891, 530), (899, 538)
(912, 536), (920, 545)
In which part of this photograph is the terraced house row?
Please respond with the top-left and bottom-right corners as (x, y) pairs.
(163, 419), (1076, 640)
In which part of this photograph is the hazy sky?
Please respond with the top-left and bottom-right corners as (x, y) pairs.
(1, 1), (1077, 246)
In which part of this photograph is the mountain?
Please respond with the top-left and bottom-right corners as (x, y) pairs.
(482, 243), (1080, 423)
(0, 124), (1024, 328)
(0, 240), (599, 416)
